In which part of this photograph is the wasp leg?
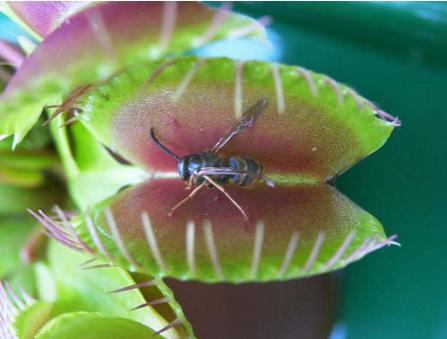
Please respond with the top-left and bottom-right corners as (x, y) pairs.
(185, 176), (195, 190)
(168, 182), (207, 217)
(203, 175), (249, 223)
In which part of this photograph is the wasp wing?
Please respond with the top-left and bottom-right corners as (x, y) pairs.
(197, 166), (275, 187)
(196, 166), (249, 177)
(210, 97), (268, 153)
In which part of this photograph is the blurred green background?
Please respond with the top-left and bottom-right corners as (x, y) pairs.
(2, 2), (446, 338)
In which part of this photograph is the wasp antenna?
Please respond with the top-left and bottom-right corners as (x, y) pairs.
(149, 128), (181, 161)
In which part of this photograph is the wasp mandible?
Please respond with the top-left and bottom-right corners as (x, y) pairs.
(150, 98), (274, 222)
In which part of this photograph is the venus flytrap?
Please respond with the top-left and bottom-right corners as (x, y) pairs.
(0, 2), (267, 336)
(34, 313), (158, 339)
(0, 217), (37, 278)
(0, 2), (401, 337)
(45, 241), (195, 338)
(35, 56), (399, 283)
(2, 2), (95, 39)
(1, 240), (195, 338)
(0, 2), (267, 147)
(0, 118), (65, 268)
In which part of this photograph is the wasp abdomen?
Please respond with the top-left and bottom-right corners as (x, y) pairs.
(228, 156), (262, 187)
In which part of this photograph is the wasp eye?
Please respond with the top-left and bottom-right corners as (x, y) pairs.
(177, 159), (188, 180)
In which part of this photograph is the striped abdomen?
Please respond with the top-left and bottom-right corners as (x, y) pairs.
(228, 156), (263, 187)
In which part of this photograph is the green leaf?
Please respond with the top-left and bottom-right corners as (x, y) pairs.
(51, 122), (148, 209)
(14, 302), (53, 339)
(46, 241), (194, 338)
(0, 3), (266, 147)
(35, 312), (156, 339)
(0, 150), (58, 171)
(0, 182), (63, 215)
(0, 216), (34, 276)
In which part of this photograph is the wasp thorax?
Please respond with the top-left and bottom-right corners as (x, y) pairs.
(178, 152), (226, 183)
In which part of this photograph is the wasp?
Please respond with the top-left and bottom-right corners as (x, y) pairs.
(150, 98), (274, 222)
